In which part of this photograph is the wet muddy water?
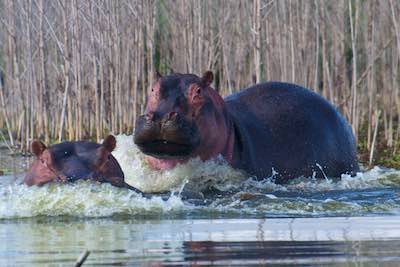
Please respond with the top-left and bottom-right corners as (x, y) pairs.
(1, 135), (400, 266)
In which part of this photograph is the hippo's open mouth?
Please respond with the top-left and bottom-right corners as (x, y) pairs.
(136, 139), (194, 159)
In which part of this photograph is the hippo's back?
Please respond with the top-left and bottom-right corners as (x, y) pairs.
(224, 82), (359, 181)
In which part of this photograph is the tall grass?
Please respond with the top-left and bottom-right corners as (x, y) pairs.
(0, 0), (399, 165)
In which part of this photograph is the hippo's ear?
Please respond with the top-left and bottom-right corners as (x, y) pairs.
(102, 135), (116, 152)
(201, 71), (213, 87)
(31, 141), (46, 157)
(154, 70), (162, 81)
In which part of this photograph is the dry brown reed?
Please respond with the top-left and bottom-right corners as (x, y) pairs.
(0, 0), (399, 165)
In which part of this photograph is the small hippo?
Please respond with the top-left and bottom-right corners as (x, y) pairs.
(134, 71), (359, 183)
(25, 135), (141, 192)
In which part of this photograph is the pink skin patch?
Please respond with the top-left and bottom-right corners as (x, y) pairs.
(191, 86), (234, 163)
(145, 156), (183, 170)
(146, 82), (161, 112)
(24, 150), (60, 186)
(144, 82), (235, 170)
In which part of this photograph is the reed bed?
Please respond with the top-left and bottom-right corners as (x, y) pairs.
(0, 0), (399, 166)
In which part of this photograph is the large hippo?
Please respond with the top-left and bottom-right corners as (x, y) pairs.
(134, 71), (359, 182)
(25, 135), (141, 192)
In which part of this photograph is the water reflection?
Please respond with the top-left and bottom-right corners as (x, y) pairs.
(2, 216), (400, 266)
(179, 240), (400, 266)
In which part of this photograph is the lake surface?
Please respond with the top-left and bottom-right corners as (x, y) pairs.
(1, 135), (400, 266)
(2, 217), (400, 266)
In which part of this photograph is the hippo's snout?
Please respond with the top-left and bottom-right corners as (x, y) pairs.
(134, 111), (200, 159)
(140, 111), (181, 128)
(161, 111), (178, 124)
(134, 113), (160, 143)
(161, 112), (187, 131)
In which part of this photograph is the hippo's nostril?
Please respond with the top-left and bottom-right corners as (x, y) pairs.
(168, 112), (178, 121)
(145, 112), (155, 121)
(162, 112), (179, 125)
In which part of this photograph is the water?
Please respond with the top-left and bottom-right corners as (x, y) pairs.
(1, 135), (400, 266)
(2, 217), (400, 266)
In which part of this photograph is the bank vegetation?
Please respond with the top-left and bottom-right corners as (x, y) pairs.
(0, 0), (399, 167)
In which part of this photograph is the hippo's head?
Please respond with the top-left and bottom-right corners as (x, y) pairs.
(24, 135), (140, 191)
(134, 71), (234, 169)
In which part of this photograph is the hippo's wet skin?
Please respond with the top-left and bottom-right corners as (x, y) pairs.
(134, 71), (359, 183)
(25, 135), (142, 192)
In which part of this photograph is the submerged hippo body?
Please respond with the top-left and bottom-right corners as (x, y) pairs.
(134, 72), (359, 182)
(25, 135), (141, 191)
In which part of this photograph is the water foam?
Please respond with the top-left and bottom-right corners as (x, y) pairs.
(283, 166), (400, 192)
(0, 180), (184, 219)
(0, 134), (400, 219)
(112, 134), (245, 193)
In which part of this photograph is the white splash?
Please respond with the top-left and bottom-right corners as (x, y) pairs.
(112, 134), (245, 193)
(0, 134), (400, 219)
(282, 166), (400, 192)
(0, 181), (184, 219)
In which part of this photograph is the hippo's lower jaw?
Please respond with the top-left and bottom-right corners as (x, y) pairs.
(136, 139), (194, 159)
